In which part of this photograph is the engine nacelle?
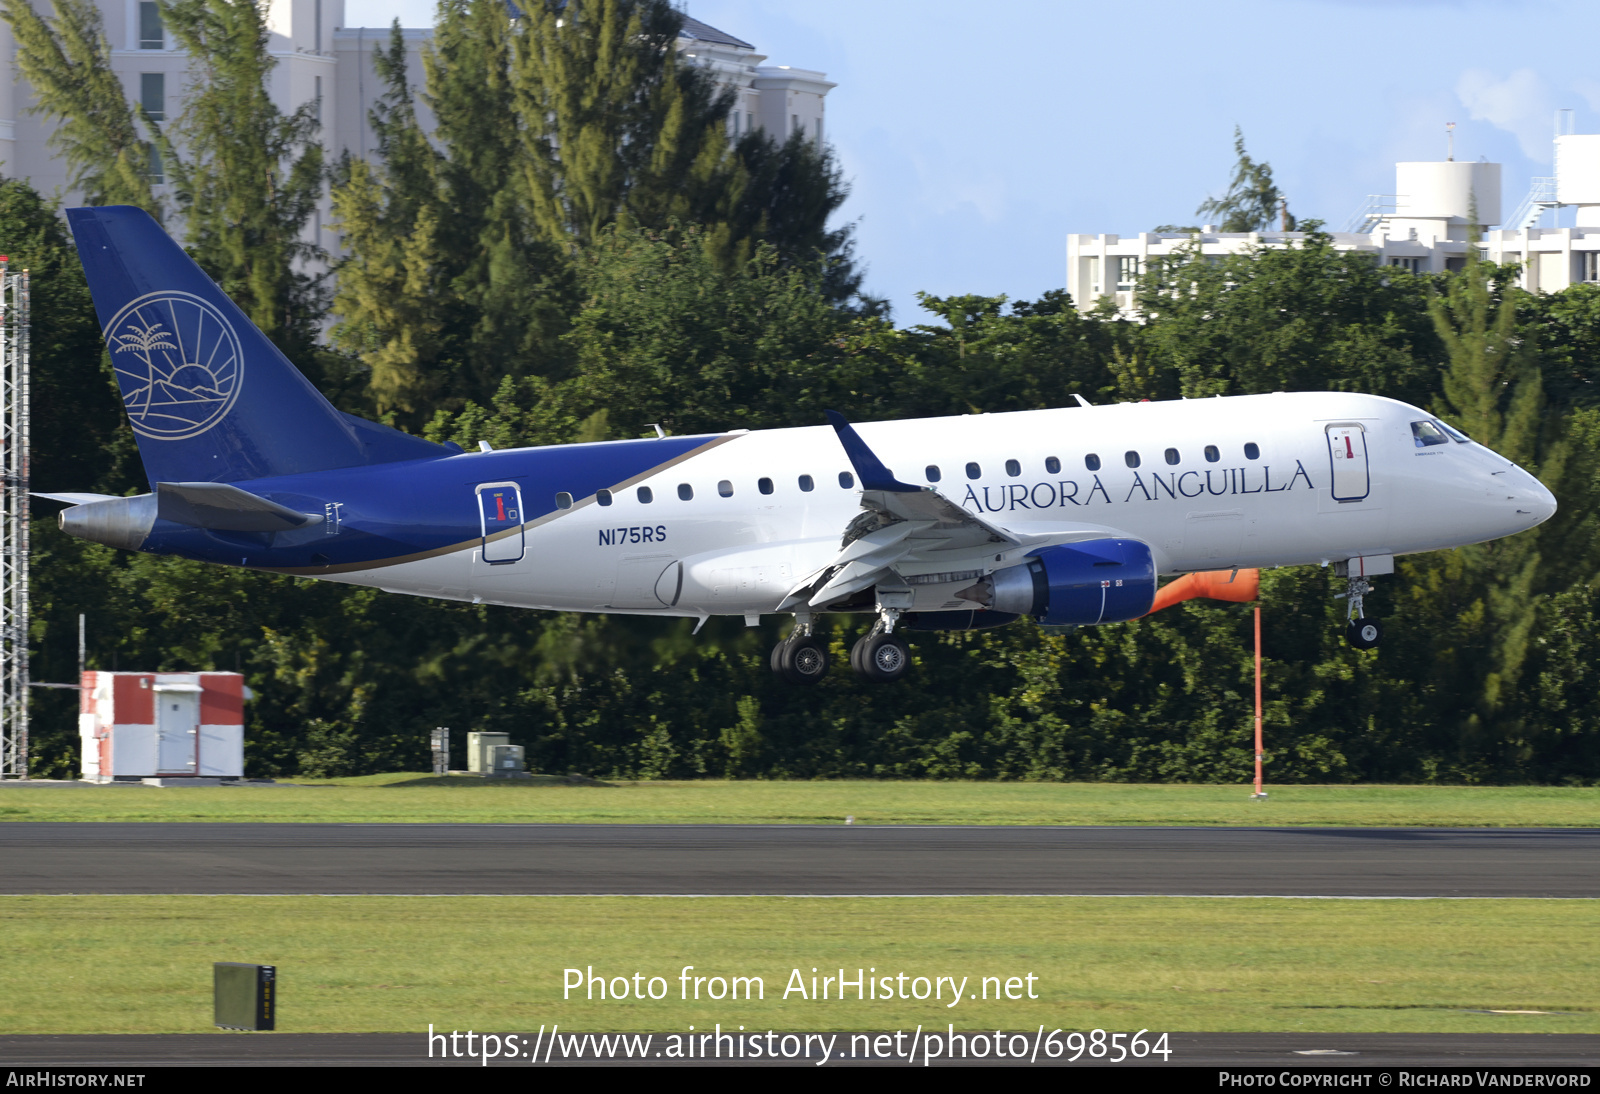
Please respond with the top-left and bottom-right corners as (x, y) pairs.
(987, 539), (1156, 626)
(59, 494), (156, 551)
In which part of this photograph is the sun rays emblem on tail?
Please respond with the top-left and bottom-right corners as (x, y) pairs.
(105, 291), (244, 440)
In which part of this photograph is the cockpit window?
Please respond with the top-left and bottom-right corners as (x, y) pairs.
(1412, 420), (1450, 448)
(1438, 421), (1471, 444)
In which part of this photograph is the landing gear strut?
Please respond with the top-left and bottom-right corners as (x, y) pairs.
(770, 607), (916, 685)
(770, 616), (828, 685)
(1342, 575), (1381, 650)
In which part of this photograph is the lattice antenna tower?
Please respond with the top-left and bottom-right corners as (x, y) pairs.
(0, 258), (30, 779)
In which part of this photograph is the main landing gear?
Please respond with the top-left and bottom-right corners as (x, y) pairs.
(769, 612), (914, 684)
(1342, 574), (1382, 650)
(851, 626), (911, 683)
(770, 621), (829, 685)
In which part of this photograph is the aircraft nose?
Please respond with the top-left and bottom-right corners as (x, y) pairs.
(1522, 478), (1558, 527)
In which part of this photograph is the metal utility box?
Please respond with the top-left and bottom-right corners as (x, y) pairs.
(466, 731), (511, 774)
(214, 962), (275, 1031)
(79, 671), (246, 783)
(488, 744), (525, 776)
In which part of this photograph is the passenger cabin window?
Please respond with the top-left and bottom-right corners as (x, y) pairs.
(758, 477), (774, 495)
(1085, 454), (1101, 471)
(596, 489), (613, 507)
(966, 462), (981, 479)
(1005, 459), (1021, 477)
(718, 479), (734, 497)
(799, 475), (814, 492)
(637, 486), (653, 503)
(1045, 456), (1061, 474)
(839, 471), (855, 488)
(1412, 421), (1450, 448)
(555, 492), (573, 510)
(678, 483), (694, 500)
(1244, 443), (1260, 460)
(1124, 451), (1141, 469)
(1164, 448), (1180, 465)
(926, 465), (941, 483)
(1204, 445), (1219, 463)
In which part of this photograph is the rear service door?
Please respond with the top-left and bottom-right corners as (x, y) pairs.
(476, 482), (525, 564)
(1326, 424), (1370, 502)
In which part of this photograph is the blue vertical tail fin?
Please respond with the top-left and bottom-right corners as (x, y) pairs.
(66, 205), (446, 486)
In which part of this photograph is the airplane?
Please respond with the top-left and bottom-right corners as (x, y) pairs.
(42, 206), (1558, 684)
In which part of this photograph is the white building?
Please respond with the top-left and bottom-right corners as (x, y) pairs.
(1068, 143), (1600, 314)
(677, 15), (834, 146)
(0, 2), (832, 249)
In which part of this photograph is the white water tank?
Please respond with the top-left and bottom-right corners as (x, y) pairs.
(1394, 161), (1502, 226)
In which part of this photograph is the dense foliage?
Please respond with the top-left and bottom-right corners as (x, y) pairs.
(7, 1), (1600, 784)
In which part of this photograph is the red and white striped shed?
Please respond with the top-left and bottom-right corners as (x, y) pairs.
(79, 672), (246, 782)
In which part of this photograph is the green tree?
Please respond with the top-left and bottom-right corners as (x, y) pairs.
(160, 0), (326, 363)
(1196, 126), (1294, 232)
(1, 0), (162, 212)
(725, 128), (863, 305)
(330, 8), (579, 422)
(1132, 228), (1439, 402)
(426, 222), (875, 447)
(510, 0), (736, 250)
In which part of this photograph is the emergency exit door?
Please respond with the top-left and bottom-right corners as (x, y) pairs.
(1325, 424), (1370, 502)
(476, 482), (525, 564)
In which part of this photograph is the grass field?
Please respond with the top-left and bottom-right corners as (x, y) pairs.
(0, 894), (1593, 1036)
(1, 776), (1596, 827)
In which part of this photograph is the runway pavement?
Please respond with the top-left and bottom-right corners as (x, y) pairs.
(1, 823), (1595, 897)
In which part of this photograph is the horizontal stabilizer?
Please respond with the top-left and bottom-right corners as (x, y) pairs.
(32, 491), (119, 506)
(157, 482), (320, 532)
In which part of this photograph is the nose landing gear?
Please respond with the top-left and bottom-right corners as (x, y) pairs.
(1341, 574), (1381, 650)
(1346, 616), (1382, 650)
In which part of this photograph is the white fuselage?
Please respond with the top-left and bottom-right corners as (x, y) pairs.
(335, 392), (1555, 618)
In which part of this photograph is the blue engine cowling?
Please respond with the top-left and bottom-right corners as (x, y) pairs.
(988, 539), (1156, 626)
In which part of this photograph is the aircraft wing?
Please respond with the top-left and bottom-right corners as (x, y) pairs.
(779, 412), (1117, 610)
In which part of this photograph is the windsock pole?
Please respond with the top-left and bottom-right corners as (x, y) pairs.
(1252, 605), (1266, 799)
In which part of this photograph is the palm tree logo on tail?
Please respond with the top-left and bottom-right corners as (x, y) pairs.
(105, 291), (245, 440)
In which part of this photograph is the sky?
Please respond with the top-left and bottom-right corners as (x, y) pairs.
(345, 0), (1600, 324)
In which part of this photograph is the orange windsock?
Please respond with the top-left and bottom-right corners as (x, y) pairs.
(1146, 568), (1260, 615)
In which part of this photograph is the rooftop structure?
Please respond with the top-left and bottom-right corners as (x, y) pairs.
(1069, 138), (1600, 315)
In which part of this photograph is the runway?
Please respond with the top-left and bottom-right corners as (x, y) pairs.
(1, 823), (1595, 897)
